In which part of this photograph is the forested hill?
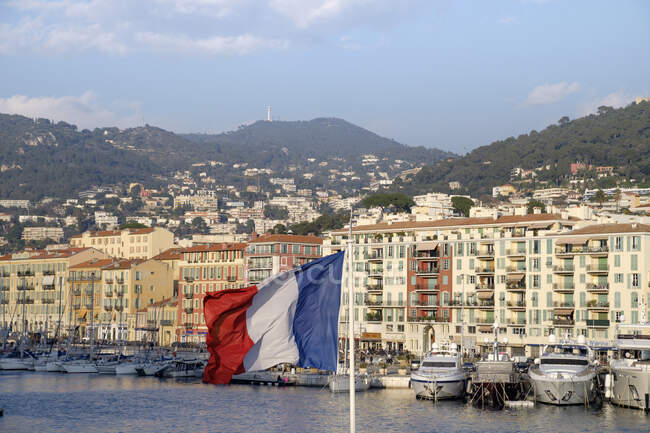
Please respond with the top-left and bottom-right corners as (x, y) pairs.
(0, 114), (453, 200)
(182, 118), (454, 167)
(395, 101), (650, 197)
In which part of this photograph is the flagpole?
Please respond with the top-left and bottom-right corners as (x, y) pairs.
(347, 207), (355, 433)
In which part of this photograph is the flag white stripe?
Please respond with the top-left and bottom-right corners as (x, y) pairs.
(243, 270), (300, 371)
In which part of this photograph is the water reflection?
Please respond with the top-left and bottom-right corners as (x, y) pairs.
(0, 372), (647, 433)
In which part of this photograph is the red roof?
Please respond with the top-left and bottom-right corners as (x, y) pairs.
(151, 247), (184, 260)
(250, 234), (323, 245)
(182, 243), (247, 253)
(71, 258), (116, 269)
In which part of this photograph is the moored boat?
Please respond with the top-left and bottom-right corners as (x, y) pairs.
(608, 324), (650, 411)
(410, 342), (468, 400)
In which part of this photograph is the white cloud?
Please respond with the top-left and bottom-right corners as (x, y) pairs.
(269, 0), (371, 28)
(45, 25), (128, 54)
(153, 0), (238, 17)
(525, 81), (580, 105)
(135, 32), (287, 54)
(0, 92), (141, 129)
(497, 16), (517, 25)
(577, 91), (633, 116)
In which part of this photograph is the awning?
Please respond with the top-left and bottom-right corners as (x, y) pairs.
(478, 326), (493, 333)
(416, 242), (438, 251)
(507, 274), (524, 282)
(527, 222), (553, 229)
(361, 332), (382, 341)
(554, 308), (574, 315)
(588, 235), (608, 240)
(477, 292), (494, 300)
(556, 237), (587, 245)
(42, 275), (54, 285)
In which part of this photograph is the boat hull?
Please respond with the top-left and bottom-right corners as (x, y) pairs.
(0, 358), (34, 371)
(115, 363), (139, 375)
(529, 369), (598, 405)
(410, 372), (467, 400)
(328, 374), (370, 393)
(610, 366), (650, 411)
(46, 361), (65, 372)
(62, 362), (99, 374)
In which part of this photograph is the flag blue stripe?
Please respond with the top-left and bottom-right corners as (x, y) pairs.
(292, 251), (345, 372)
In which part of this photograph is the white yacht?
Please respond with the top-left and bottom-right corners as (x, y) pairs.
(608, 324), (650, 411)
(61, 359), (99, 374)
(410, 343), (468, 400)
(0, 351), (35, 371)
(528, 336), (599, 405)
(162, 359), (206, 378)
(328, 370), (370, 393)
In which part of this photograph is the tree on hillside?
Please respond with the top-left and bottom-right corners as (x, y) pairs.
(451, 196), (474, 217)
(526, 199), (547, 214)
(264, 206), (289, 220)
(591, 189), (607, 207)
(191, 217), (210, 234)
(271, 224), (287, 234)
(120, 221), (147, 229)
(362, 193), (414, 212)
(613, 188), (622, 212)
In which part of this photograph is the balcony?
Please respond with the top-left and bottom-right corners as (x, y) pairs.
(73, 303), (81, 310)
(553, 301), (575, 308)
(411, 301), (439, 308)
(553, 318), (575, 326)
(115, 278), (125, 284)
(17, 270), (34, 277)
(42, 284), (55, 291)
(586, 319), (610, 327)
(474, 267), (495, 274)
(506, 301), (526, 310)
(114, 288), (125, 297)
(17, 285), (35, 291)
(368, 268), (384, 277)
(586, 300), (609, 310)
(415, 253), (439, 261)
(0, 286), (8, 292)
(505, 319), (527, 326)
(104, 304), (113, 311)
(475, 284), (494, 292)
(0, 298), (9, 304)
(552, 264), (575, 274)
(0, 271), (10, 277)
(227, 276), (237, 282)
(184, 291), (194, 299)
(184, 322), (193, 329)
(114, 304), (124, 311)
(415, 284), (438, 292)
(506, 248), (526, 257)
(160, 319), (174, 326)
(365, 312), (383, 323)
(42, 270), (55, 276)
(367, 252), (384, 262)
(104, 290), (113, 297)
(18, 298), (35, 304)
(477, 250), (495, 259)
(506, 266), (526, 274)
(586, 283), (609, 293)
(478, 300), (495, 309)
(184, 307), (194, 314)
(41, 297), (55, 304)
(475, 317), (496, 325)
(586, 264), (609, 274)
(105, 278), (114, 284)
(407, 316), (444, 323)
(552, 283), (575, 293)
(415, 267), (439, 276)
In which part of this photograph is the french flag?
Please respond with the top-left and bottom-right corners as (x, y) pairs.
(202, 251), (345, 384)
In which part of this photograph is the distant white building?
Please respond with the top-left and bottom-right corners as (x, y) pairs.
(22, 227), (64, 242)
(94, 211), (119, 229)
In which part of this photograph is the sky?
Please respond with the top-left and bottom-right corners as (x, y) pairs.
(0, 0), (649, 154)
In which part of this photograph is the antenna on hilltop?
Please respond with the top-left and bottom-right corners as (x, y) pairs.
(267, 105), (271, 122)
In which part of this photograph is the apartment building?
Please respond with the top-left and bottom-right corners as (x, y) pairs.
(69, 227), (174, 260)
(0, 247), (107, 339)
(69, 259), (114, 341)
(177, 243), (247, 344)
(246, 233), (323, 284)
(22, 227), (64, 242)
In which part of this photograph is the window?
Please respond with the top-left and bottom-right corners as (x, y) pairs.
(632, 274), (640, 288)
(614, 255), (621, 267)
(441, 259), (449, 270)
(631, 236), (640, 251)
(614, 236), (622, 251)
(614, 273), (623, 283)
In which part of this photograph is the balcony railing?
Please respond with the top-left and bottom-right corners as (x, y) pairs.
(104, 304), (113, 311)
(407, 316), (444, 323)
(475, 284), (494, 291)
(552, 265), (575, 273)
(41, 297), (55, 304)
(18, 298), (35, 304)
(586, 283), (609, 292)
(506, 266), (526, 273)
(368, 268), (384, 276)
(506, 301), (526, 308)
(0, 286), (9, 291)
(416, 267), (439, 275)
(475, 267), (495, 274)
(506, 248), (526, 256)
(553, 318), (575, 326)
(42, 270), (55, 276)
(555, 246), (609, 255)
(17, 270), (34, 277)
(184, 291), (194, 298)
(227, 276), (237, 282)
(43, 284), (55, 291)
(477, 250), (495, 257)
(160, 319), (174, 326)
(105, 278), (114, 284)
(553, 301), (575, 308)
(115, 278), (125, 284)
(104, 290), (113, 297)
(586, 319), (610, 327)
(184, 322), (193, 329)
(552, 283), (574, 292)
(478, 301), (495, 308)
(415, 284), (438, 291)
(365, 313), (383, 322)
(586, 264), (609, 273)
(411, 301), (439, 308)
(586, 300), (609, 309)
(505, 319), (527, 325)
(367, 252), (384, 261)
(0, 271), (10, 277)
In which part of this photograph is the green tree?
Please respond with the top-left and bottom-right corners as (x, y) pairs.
(451, 196), (474, 217)
(264, 206), (289, 220)
(120, 221), (148, 229)
(191, 217), (210, 234)
(591, 189), (606, 207)
(271, 224), (287, 234)
(526, 199), (547, 214)
(362, 193), (414, 212)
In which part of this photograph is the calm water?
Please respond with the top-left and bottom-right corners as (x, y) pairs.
(0, 372), (648, 433)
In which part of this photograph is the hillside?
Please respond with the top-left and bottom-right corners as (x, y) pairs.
(0, 114), (452, 200)
(395, 102), (650, 197)
(182, 118), (454, 168)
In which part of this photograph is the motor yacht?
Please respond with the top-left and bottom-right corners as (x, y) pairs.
(608, 324), (650, 411)
(410, 342), (468, 400)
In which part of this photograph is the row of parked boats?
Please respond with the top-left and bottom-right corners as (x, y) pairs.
(408, 323), (650, 411)
(0, 350), (207, 378)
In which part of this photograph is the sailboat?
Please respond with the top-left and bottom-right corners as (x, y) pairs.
(62, 273), (98, 373)
(329, 212), (370, 393)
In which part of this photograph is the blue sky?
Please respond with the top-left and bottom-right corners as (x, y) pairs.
(0, 0), (648, 153)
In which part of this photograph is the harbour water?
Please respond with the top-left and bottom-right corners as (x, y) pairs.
(0, 372), (648, 433)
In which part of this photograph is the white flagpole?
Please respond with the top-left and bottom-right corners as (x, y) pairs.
(347, 208), (355, 433)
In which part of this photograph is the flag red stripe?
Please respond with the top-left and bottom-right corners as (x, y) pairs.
(202, 285), (258, 384)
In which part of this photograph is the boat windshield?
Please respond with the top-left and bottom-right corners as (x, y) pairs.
(541, 358), (588, 366)
(544, 345), (589, 356)
(422, 361), (456, 368)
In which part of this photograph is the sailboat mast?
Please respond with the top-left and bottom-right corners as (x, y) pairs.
(347, 207), (356, 433)
(89, 272), (95, 359)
